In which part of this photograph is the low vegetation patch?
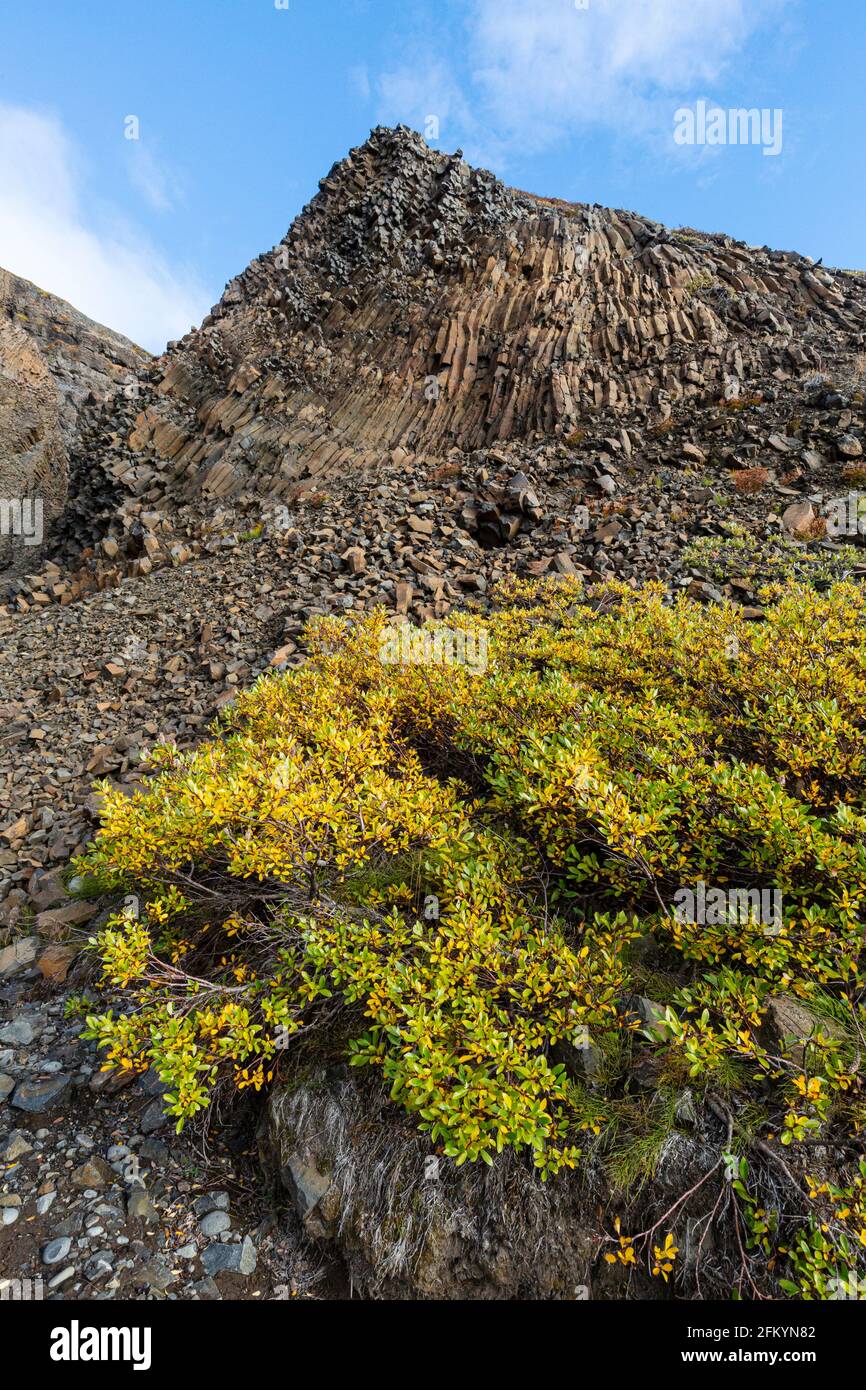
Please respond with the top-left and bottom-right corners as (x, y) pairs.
(80, 577), (866, 1295)
(683, 529), (863, 588)
(731, 467), (771, 495)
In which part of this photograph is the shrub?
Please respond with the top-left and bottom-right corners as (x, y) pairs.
(732, 467), (771, 494)
(81, 578), (866, 1219)
(682, 530), (862, 588)
(685, 271), (716, 295)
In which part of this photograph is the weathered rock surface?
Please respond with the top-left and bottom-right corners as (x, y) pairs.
(0, 268), (148, 578)
(2, 126), (863, 623)
(265, 1067), (601, 1299)
(117, 127), (866, 513)
(0, 268), (146, 453)
(0, 318), (66, 570)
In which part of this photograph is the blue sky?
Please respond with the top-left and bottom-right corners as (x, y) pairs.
(1, 0), (863, 351)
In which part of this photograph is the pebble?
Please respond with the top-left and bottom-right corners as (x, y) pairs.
(199, 1210), (231, 1237)
(127, 1189), (158, 1224)
(0, 1016), (42, 1046)
(140, 1099), (167, 1134)
(42, 1236), (73, 1265)
(70, 1156), (114, 1190)
(192, 1276), (222, 1300)
(1, 1129), (33, 1161)
(137, 1258), (174, 1291)
(193, 1190), (230, 1216)
(84, 1250), (115, 1281)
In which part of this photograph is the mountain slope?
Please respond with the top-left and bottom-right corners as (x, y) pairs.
(0, 267), (147, 448)
(2, 126), (866, 1308)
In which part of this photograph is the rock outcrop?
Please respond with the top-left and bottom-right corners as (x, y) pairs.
(121, 125), (866, 508)
(0, 269), (147, 569)
(265, 1067), (600, 1299)
(263, 1066), (731, 1300)
(5, 126), (865, 609)
(0, 268), (147, 452)
(0, 317), (65, 570)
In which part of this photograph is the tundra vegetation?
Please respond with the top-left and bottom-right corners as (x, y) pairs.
(79, 576), (866, 1299)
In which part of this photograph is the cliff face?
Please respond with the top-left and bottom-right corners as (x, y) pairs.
(121, 126), (866, 505)
(0, 317), (66, 571)
(0, 268), (147, 450)
(0, 268), (148, 568)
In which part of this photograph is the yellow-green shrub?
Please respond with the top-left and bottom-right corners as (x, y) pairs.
(81, 579), (866, 1196)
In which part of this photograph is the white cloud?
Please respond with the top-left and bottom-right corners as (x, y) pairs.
(0, 103), (210, 353)
(378, 0), (789, 164)
(126, 143), (182, 213)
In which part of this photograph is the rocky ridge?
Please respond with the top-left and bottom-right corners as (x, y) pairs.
(2, 126), (864, 614)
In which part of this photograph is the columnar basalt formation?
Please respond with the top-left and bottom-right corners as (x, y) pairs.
(121, 126), (866, 508)
(4, 126), (864, 591)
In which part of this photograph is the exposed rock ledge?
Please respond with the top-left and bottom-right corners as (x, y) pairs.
(263, 1066), (723, 1300)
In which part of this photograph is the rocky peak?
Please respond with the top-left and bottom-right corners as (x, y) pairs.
(116, 126), (866, 514)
